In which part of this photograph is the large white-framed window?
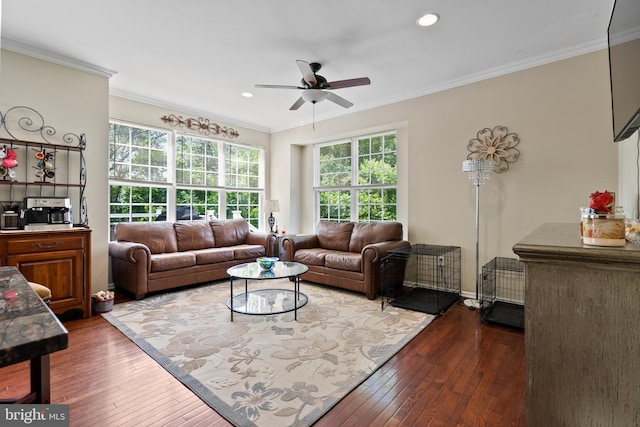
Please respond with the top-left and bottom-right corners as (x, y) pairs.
(315, 131), (397, 223)
(109, 121), (265, 239)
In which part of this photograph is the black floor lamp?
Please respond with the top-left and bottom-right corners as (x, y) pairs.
(462, 159), (494, 309)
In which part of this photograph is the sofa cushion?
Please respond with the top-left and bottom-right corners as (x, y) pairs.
(150, 252), (196, 272)
(349, 221), (403, 253)
(211, 219), (249, 247)
(317, 221), (354, 252)
(174, 221), (216, 251)
(191, 247), (234, 264)
(294, 248), (332, 266)
(325, 251), (362, 272)
(115, 222), (178, 254)
(232, 244), (266, 260)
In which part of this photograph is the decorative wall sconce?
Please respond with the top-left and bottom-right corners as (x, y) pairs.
(467, 126), (520, 173)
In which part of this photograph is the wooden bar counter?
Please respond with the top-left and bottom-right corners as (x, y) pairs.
(513, 223), (640, 427)
(0, 266), (68, 403)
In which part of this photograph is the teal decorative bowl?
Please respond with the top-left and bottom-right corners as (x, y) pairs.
(257, 257), (279, 270)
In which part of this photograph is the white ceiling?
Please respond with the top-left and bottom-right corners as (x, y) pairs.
(1, 0), (614, 133)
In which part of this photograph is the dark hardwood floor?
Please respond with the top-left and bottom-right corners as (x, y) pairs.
(0, 298), (525, 426)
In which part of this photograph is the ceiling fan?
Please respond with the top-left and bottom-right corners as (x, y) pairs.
(255, 60), (371, 111)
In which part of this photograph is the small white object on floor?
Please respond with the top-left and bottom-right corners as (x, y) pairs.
(463, 298), (481, 310)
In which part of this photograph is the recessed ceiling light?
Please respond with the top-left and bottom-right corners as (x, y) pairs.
(417, 13), (439, 27)
(242, 92), (254, 98)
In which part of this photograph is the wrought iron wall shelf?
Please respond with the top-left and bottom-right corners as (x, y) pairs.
(0, 106), (88, 226)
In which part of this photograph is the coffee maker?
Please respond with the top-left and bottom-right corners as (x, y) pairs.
(23, 197), (73, 231)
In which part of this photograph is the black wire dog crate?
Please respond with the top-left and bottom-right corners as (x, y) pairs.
(480, 257), (525, 329)
(381, 244), (461, 315)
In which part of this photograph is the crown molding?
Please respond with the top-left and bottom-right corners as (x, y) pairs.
(1, 38), (118, 78)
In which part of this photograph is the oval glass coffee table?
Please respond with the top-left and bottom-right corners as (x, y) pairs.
(227, 261), (309, 321)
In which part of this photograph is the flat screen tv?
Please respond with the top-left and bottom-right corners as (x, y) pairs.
(608, 0), (640, 142)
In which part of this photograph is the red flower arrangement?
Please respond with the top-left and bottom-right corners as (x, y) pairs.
(589, 190), (615, 214)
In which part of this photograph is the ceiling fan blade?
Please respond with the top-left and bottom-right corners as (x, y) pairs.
(255, 84), (303, 89)
(325, 92), (353, 108)
(289, 97), (306, 110)
(326, 77), (371, 90)
(296, 60), (317, 86)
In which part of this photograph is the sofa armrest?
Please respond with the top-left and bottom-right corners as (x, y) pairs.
(246, 231), (278, 257)
(282, 234), (320, 261)
(362, 240), (411, 299)
(362, 240), (411, 264)
(109, 241), (151, 265)
(109, 241), (151, 299)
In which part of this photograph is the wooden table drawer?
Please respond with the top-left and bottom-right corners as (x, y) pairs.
(6, 235), (85, 254)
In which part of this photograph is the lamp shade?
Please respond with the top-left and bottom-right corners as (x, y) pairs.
(462, 159), (494, 186)
(264, 200), (280, 213)
(462, 159), (495, 173)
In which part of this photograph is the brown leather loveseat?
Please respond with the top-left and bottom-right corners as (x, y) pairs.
(283, 221), (410, 299)
(109, 219), (276, 299)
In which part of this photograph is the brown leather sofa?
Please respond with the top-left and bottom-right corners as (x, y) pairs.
(283, 221), (410, 299)
(109, 219), (276, 299)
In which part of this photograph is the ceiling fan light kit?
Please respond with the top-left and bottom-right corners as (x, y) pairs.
(301, 89), (327, 104)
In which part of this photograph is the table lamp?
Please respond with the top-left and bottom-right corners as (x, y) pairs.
(264, 200), (280, 233)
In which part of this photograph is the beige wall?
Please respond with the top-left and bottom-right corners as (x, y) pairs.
(271, 50), (618, 295)
(0, 49), (110, 294)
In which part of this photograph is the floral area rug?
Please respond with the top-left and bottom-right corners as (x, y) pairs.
(102, 280), (435, 427)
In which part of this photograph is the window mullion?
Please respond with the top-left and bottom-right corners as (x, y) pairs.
(167, 131), (176, 222)
(219, 140), (227, 216)
(350, 138), (358, 222)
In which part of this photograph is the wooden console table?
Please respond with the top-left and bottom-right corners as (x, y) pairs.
(0, 266), (68, 403)
(513, 223), (640, 426)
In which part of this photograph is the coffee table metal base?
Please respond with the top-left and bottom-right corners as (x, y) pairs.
(227, 288), (308, 316)
(227, 261), (309, 321)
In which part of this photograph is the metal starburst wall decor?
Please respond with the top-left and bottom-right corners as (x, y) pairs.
(466, 126), (520, 173)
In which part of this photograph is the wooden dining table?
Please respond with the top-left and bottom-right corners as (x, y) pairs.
(0, 266), (69, 404)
